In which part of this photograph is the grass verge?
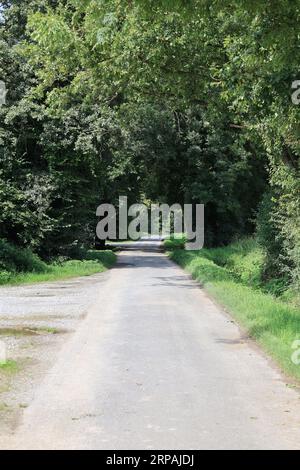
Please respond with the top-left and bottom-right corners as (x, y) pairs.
(0, 360), (19, 374)
(0, 249), (116, 286)
(166, 238), (300, 382)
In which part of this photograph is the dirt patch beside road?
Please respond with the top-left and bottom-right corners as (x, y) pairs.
(0, 271), (110, 439)
(0, 330), (71, 434)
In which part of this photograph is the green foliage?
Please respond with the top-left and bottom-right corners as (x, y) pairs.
(166, 235), (296, 301)
(0, 360), (19, 373)
(164, 235), (186, 250)
(166, 237), (265, 289)
(202, 238), (265, 289)
(0, 238), (48, 273)
(256, 191), (286, 277)
(0, 238), (116, 285)
(0, 0), (299, 295)
(1, 0), (146, 258)
(82, 249), (117, 268)
(270, 163), (300, 293)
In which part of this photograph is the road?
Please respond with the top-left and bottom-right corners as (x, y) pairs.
(3, 241), (300, 449)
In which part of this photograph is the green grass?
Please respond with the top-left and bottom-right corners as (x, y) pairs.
(166, 238), (300, 382)
(0, 249), (116, 286)
(0, 326), (63, 336)
(164, 235), (186, 251)
(0, 360), (19, 374)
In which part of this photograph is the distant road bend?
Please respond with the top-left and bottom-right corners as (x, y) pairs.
(4, 240), (300, 450)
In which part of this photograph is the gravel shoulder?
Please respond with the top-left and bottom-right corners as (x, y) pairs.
(0, 271), (110, 438)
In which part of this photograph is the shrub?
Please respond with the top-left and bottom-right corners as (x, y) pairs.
(0, 239), (48, 273)
(164, 235), (186, 250)
(256, 191), (287, 281)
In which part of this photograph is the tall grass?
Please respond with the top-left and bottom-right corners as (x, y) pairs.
(0, 239), (116, 286)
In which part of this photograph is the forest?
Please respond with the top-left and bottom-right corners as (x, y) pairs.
(0, 0), (299, 302)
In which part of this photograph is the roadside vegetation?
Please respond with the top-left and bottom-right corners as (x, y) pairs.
(166, 237), (300, 381)
(0, 239), (116, 286)
(0, 360), (19, 374)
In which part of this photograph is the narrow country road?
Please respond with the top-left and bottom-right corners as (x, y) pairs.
(3, 241), (300, 450)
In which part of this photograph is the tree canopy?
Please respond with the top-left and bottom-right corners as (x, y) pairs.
(0, 0), (299, 290)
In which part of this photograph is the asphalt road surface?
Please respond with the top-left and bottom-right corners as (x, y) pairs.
(4, 241), (300, 449)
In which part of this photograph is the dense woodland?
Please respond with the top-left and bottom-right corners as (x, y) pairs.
(0, 1), (299, 295)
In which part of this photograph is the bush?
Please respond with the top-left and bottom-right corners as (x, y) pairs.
(165, 236), (286, 294)
(0, 239), (48, 274)
(84, 250), (117, 268)
(256, 191), (286, 280)
(256, 176), (300, 296)
(164, 235), (186, 250)
(195, 238), (265, 289)
(0, 270), (12, 284)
